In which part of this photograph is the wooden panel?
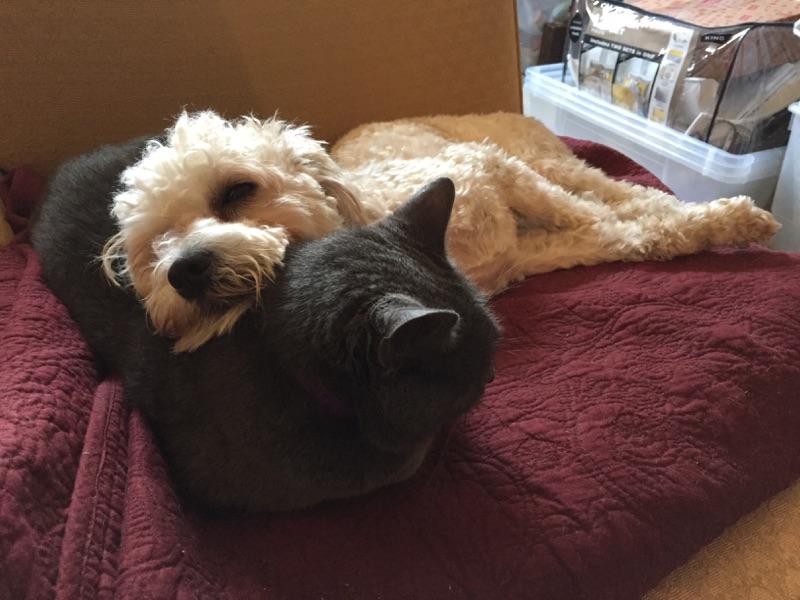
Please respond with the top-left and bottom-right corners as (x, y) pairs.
(1, 0), (521, 175)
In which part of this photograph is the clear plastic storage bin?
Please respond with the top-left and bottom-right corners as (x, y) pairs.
(523, 64), (787, 208)
(769, 102), (800, 251)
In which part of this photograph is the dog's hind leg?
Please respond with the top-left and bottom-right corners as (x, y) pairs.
(494, 156), (606, 231)
(497, 195), (779, 291)
(441, 145), (601, 292)
(527, 155), (650, 207)
(449, 160), (608, 294)
(504, 154), (777, 248)
(657, 196), (779, 251)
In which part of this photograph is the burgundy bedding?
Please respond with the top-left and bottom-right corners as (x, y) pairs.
(2, 143), (800, 600)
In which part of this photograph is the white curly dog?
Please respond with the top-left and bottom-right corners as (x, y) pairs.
(103, 110), (779, 351)
(103, 112), (364, 351)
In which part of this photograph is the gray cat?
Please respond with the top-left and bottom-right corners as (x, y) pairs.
(32, 140), (500, 511)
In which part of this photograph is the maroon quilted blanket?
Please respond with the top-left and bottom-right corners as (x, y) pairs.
(2, 144), (800, 600)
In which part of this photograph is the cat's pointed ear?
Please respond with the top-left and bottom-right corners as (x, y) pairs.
(374, 295), (460, 369)
(390, 177), (455, 256)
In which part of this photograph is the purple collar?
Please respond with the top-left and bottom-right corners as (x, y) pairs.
(295, 373), (354, 417)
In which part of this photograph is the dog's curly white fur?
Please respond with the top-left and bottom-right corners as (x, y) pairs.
(101, 110), (366, 351)
(332, 112), (780, 294)
(104, 110), (779, 352)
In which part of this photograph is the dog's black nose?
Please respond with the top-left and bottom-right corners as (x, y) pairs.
(168, 251), (214, 300)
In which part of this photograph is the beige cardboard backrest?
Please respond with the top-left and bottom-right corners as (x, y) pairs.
(2, 1), (520, 176)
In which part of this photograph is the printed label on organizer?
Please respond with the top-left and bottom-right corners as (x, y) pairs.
(700, 32), (735, 44)
(647, 27), (695, 124)
(578, 38), (617, 102)
(569, 13), (583, 43)
(578, 35), (663, 117)
(583, 35), (660, 61)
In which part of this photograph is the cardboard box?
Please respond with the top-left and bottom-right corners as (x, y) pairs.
(0, 1), (521, 176)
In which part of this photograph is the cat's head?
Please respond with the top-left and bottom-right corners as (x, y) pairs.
(271, 178), (500, 455)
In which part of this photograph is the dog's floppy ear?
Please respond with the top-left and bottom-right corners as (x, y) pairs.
(300, 148), (370, 225)
(272, 116), (371, 226)
(319, 175), (370, 226)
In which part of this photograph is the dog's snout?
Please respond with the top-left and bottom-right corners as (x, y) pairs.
(168, 251), (214, 300)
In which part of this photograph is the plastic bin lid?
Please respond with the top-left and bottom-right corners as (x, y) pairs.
(525, 64), (785, 183)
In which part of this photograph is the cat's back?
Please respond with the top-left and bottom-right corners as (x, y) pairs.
(34, 138), (148, 262)
(32, 138), (151, 371)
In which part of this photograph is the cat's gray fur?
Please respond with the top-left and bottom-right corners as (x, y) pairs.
(32, 140), (499, 511)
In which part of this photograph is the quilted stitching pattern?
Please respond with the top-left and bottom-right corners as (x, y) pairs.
(1, 143), (799, 599)
(102, 247), (800, 600)
(4, 243), (799, 600)
(0, 246), (98, 600)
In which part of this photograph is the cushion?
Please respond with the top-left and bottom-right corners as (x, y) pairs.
(2, 142), (799, 599)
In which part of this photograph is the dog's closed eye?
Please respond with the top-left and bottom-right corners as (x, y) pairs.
(219, 181), (257, 207)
